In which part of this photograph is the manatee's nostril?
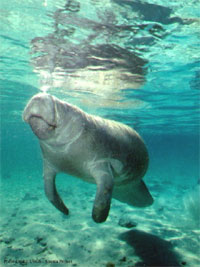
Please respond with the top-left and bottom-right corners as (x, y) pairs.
(48, 125), (56, 131)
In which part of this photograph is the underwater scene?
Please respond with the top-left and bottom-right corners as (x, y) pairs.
(1, 0), (200, 266)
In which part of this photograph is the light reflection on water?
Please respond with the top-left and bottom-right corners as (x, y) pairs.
(1, 0), (200, 133)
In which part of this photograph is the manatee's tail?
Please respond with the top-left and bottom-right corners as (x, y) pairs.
(113, 180), (154, 207)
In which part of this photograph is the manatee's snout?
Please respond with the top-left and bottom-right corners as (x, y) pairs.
(23, 93), (57, 139)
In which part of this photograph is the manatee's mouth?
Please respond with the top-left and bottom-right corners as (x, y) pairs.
(29, 114), (56, 128)
(28, 114), (56, 139)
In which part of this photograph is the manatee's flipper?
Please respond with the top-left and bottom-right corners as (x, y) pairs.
(43, 162), (69, 215)
(113, 180), (153, 208)
(90, 162), (114, 223)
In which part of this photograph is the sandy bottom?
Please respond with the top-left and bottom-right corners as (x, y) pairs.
(0, 170), (199, 267)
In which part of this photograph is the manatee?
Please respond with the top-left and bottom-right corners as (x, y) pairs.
(23, 93), (153, 223)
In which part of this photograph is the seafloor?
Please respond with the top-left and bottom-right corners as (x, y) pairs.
(1, 167), (199, 267)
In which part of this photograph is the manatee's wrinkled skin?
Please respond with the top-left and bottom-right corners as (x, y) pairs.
(23, 93), (153, 223)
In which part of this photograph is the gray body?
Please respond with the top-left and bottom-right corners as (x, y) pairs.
(23, 93), (153, 223)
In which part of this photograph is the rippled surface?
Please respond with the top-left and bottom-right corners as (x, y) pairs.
(1, 0), (200, 134)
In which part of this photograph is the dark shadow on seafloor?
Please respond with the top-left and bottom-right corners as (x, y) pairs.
(119, 229), (182, 267)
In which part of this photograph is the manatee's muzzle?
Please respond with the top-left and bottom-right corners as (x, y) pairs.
(28, 115), (56, 140)
(23, 93), (57, 140)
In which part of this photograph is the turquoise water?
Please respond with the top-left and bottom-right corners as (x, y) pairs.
(1, 0), (200, 266)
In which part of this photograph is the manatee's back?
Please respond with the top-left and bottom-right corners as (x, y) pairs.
(85, 114), (149, 181)
(84, 115), (153, 207)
